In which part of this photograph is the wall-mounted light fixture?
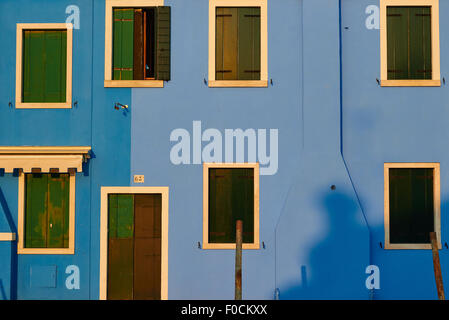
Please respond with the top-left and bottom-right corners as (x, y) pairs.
(114, 102), (129, 110)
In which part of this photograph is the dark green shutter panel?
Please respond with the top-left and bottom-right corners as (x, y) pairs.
(387, 6), (432, 80)
(216, 7), (238, 80)
(409, 7), (432, 79)
(387, 7), (408, 80)
(389, 168), (434, 244)
(25, 174), (48, 248)
(209, 168), (254, 244)
(156, 6), (171, 81)
(134, 194), (162, 300)
(22, 30), (66, 103)
(113, 9), (134, 80)
(47, 174), (70, 248)
(107, 194), (134, 300)
(238, 7), (261, 80)
(24, 174), (69, 248)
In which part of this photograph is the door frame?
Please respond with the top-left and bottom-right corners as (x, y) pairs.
(99, 186), (169, 300)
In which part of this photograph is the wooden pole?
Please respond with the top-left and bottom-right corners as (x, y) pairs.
(235, 220), (242, 300)
(430, 232), (445, 300)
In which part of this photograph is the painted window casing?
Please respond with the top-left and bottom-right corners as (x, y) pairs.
(384, 163), (441, 250)
(380, 0), (440, 87)
(104, 0), (168, 88)
(15, 23), (73, 109)
(203, 163), (260, 250)
(208, 0), (268, 87)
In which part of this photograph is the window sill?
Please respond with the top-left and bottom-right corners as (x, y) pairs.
(104, 80), (164, 88)
(202, 243), (260, 250)
(15, 102), (72, 109)
(384, 243), (442, 250)
(0, 233), (16, 241)
(17, 248), (75, 255)
(381, 79), (441, 87)
(208, 80), (268, 88)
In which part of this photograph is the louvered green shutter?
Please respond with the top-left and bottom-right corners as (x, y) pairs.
(156, 6), (171, 81)
(113, 8), (134, 80)
(387, 7), (408, 80)
(22, 30), (66, 103)
(216, 7), (238, 80)
(209, 168), (254, 244)
(389, 168), (434, 244)
(24, 173), (70, 248)
(238, 7), (261, 80)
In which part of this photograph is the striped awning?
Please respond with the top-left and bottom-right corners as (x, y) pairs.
(0, 146), (91, 173)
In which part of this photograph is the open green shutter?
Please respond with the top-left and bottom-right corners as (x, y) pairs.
(156, 6), (171, 81)
(216, 7), (238, 80)
(107, 194), (134, 300)
(389, 168), (434, 244)
(238, 7), (261, 80)
(113, 8), (134, 80)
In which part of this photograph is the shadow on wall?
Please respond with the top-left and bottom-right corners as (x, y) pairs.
(0, 187), (17, 300)
(281, 190), (368, 300)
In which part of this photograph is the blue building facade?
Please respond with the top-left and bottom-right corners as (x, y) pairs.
(0, 0), (445, 300)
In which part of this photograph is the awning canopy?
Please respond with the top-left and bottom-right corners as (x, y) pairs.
(0, 146), (91, 173)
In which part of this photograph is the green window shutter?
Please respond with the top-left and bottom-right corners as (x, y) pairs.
(107, 194), (134, 300)
(389, 168), (434, 244)
(156, 6), (171, 81)
(209, 168), (254, 244)
(22, 30), (66, 103)
(25, 174), (48, 248)
(216, 7), (238, 80)
(44, 31), (67, 102)
(409, 7), (432, 79)
(113, 8), (134, 80)
(238, 7), (261, 80)
(47, 174), (70, 248)
(387, 7), (409, 80)
(24, 173), (70, 248)
(387, 6), (432, 80)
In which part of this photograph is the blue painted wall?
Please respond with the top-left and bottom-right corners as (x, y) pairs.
(341, 0), (449, 299)
(0, 0), (446, 300)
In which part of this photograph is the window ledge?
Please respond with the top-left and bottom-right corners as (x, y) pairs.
(202, 243), (260, 250)
(381, 80), (441, 87)
(15, 102), (72, 109)
(104, 80), (164, 88)
(208, 80), (268, 88)
(18, 248), (75, 255)
(0, 233), (16, 241)
(385, 243), (441, 250)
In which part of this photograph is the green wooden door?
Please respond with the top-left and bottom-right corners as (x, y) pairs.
(107, 194), (162, 300)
